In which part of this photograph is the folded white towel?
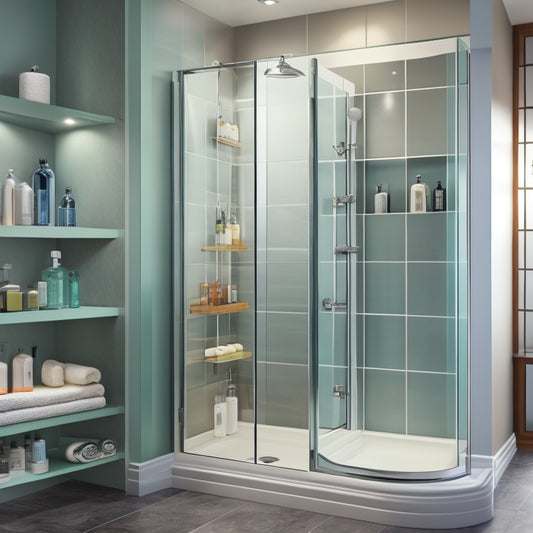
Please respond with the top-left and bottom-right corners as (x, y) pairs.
(230, 343), (243, 352)
(64, 363), (101, 385)
(0, 384), (104, 412)
(41, 360), (65, 387)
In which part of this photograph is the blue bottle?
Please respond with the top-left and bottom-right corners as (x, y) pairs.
(32, 158), (55, 226)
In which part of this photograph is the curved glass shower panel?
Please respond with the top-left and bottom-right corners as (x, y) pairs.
(313, 37), (470, 480)
(178, 63), (256, 463)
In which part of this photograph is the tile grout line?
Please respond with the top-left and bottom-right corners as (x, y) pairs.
(187, 501), (250, 532)
(83, 490), (188, 532)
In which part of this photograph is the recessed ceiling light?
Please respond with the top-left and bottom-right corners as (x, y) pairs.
(64, 118), (75, 125)
(258, 0), (278, 5)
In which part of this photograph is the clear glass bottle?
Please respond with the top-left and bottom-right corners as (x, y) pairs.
(215, 202), (223, 245)
(41, 251), (64, 309)
(58, 187), (76, 227)
(32, 158), (55, 226)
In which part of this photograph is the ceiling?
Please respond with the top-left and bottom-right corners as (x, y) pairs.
(181, 0), (533, 27)
(503, 0), (533, 25)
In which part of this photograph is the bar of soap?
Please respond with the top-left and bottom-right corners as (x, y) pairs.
(6, 291), (22, 311)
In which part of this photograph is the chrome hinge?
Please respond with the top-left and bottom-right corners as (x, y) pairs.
(178, 407), (184, 426)
(322, 298), (347, 311)
(332, 194), (355, 207)
(335, 245), (359, 254)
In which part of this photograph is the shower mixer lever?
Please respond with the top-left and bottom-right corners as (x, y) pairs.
(332, 142), (348, 156)
(335, 245), (359, 254)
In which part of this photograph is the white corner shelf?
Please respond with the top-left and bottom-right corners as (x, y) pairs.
(0, 306), (120, 325)
(0, 226), (120, 239)
(0, 95), (115, 133)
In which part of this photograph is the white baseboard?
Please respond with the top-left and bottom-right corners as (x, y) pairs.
(127, 453), (174, 497)
(493, 433), (517, 486)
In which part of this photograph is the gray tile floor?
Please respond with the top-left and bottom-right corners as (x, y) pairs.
(2, 449), (533, 532)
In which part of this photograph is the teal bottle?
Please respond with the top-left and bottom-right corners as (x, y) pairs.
(41, 251), (63, 309)
(69, 271), (80, 308)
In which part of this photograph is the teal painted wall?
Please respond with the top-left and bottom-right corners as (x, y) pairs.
(0, 0), (56, 102)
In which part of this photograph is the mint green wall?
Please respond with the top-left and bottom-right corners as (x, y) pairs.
(0, 0), (56, 102)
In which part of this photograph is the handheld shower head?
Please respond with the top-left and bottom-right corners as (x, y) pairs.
(347, 107), (362, 122)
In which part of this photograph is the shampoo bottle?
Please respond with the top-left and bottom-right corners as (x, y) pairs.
(230, 212), (240, 245)
(41, 251), (64, 309)
(226, 369), (238, 435)
(214, 395), (227, 437)
(432, 180), (446, 212)
(32, 158), (55, 226)
(58, 187), (76, 227)
(14, 181), (33, 226)
(31, 433), (46, 463)
(2, 170), (15, 226)
(410, 174), (428, 213)
(8, 440), (25, 473)
(374, 184), (389, 214)
(0, 362), (7, 395)
(12, 352), (33, 393)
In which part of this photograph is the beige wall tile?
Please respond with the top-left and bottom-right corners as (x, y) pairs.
(233, 16), (307, 62)
(308, 7), (366, 54)
(406, 0), (470, 41)
(367, 0), (406, 47)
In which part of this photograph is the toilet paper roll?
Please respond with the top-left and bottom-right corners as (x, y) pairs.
(19, 72), (50, 104)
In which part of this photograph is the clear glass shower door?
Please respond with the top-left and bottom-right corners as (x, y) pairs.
(313, 60), (357, 466)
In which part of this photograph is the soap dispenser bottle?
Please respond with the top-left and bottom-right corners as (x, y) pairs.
(32, 158), (55, 226)
(432, 180), (446, 212)
(14, 181), (33, 226)
(410, 174), (429, 213)
(226, 368), (238, 435)
(374, 184), (389, 214)
(41, 251), (64, 309)
(58, 187), (76, 227)
(12, 352), (33, 393)
(214, 394), (227, 437)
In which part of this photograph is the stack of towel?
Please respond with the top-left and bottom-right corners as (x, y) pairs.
(0, 360), (105, 426)
(0, 383), (105, 426)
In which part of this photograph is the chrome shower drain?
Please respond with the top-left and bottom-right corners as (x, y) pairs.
(259, 456), (279, 464)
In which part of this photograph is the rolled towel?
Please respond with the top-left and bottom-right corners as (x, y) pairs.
(215, 345), (237, 357)
(204, 347), (219, 358)
(64, 363), (101, 385)
(41, 360), (65, 387)
(230, 343), (243, 352)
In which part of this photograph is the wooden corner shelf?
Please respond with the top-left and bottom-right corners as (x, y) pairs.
(189, 302), (249, 315)
(201, 244), (248, 252)
(204, 351), (252, 363)
(214, 136), (241, 148)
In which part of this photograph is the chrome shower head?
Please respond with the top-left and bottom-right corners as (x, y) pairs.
(347, 107), (363, 122)
(264, 56), (305, 78)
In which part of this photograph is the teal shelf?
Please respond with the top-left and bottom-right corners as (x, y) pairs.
(0, 226), (120, 239)
(0, 452), (125, 489)
(0, 405), (124, 438)
(0, 95), (115, 133)
(0, 306), (120, 325)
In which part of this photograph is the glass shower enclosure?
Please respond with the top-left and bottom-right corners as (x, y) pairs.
(174, 36), (470, 481)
